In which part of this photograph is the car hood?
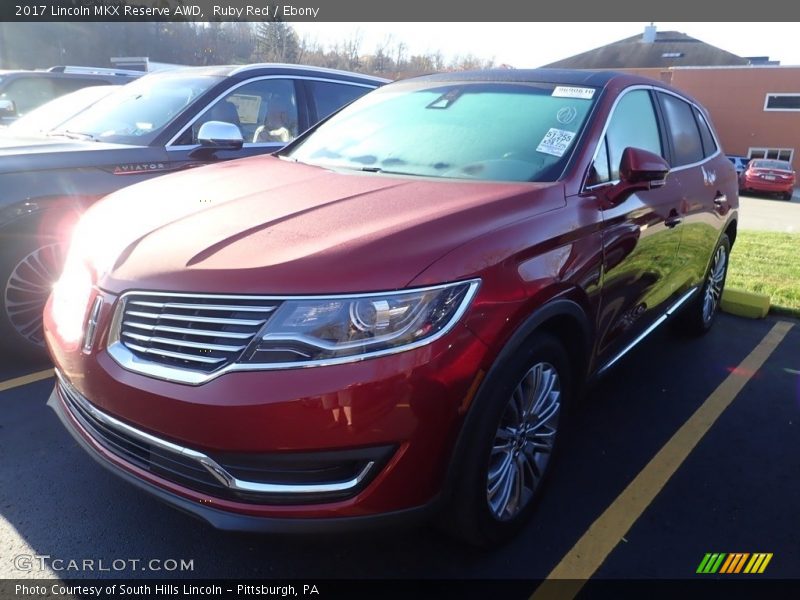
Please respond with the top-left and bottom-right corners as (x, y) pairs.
(86, 155), (565, 295)
(0, 135), (148, 173)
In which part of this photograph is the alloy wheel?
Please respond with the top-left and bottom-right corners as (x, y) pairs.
(702, 244), (727, 325)
(487, 361), (561, 521)
(4, 243), (64, 346)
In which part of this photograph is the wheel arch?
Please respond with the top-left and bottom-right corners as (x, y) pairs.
(440, 298), (592, 501)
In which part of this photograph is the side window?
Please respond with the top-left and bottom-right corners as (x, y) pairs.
(692, 106), (717, 158)
(307, 80), (373, 121)
(593, 89), (662, 183)
(0, 77), (58, 115)
(177, 78), (298, 145)
(658, 92), (704, 166)
(587, 137), (610, 186)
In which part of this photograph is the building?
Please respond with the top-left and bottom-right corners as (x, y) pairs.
(543, 26), (800, 167)
(623, 66), (800, 164)
(542, 26), (750, 70)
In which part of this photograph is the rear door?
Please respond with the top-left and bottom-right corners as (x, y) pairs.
(656, 91), (735, 296)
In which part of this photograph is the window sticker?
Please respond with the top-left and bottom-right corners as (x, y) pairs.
(552, 86), (595, 100)
(229, 94), (262, 124)
(556, 106), (578, 125)
(536, 128), (576, 157)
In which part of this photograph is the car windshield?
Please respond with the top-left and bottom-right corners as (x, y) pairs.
(6, 85), (115, 136)
(752, 159), (792, 170)
(285, 80), (597, 182)
(53, 72), (222, 145)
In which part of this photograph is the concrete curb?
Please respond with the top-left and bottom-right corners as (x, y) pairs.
(721, 288), (771, 319)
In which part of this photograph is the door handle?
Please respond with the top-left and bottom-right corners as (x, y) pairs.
(713, 193), (727, 206)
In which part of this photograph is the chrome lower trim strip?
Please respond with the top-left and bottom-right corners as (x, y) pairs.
(56, 371), (374, 496)
(596, 286), (699, 376)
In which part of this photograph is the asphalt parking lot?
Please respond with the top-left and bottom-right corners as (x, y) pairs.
(0, 313), (798, 592)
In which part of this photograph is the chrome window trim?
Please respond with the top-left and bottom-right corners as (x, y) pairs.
(56, 370), (375, 496)
(582, 84), (723, 194)
(167, 75), (379, 148)
(228, 63), (389, 84)
(105, 279), (481, 386)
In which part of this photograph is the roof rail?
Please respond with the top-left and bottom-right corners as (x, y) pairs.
(48, 65), (142, 77)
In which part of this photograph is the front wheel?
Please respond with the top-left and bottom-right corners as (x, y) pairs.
(440, 334), (572, 546)
(1, 227), (67, 359)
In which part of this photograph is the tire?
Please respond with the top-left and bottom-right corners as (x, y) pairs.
(676, 233), (730, 336)
(0, 216), (68, 359)
(782, 191), (793, 201)
(439, 333), (572, 547)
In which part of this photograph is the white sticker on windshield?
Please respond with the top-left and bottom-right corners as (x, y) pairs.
(536, 128), (576, 157)
(552, 86), (595, 100)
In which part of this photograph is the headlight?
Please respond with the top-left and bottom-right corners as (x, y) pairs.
(51, 257), (94, 345)
(241, 280), (480, 365)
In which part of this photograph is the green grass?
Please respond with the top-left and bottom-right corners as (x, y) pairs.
(727, 231), (800, 317)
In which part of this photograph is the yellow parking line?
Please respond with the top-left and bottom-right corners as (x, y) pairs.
(0, 369), (54, 393)
(531, 320), (793, 600)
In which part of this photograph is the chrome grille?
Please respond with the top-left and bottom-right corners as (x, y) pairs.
(115, 293), (280, 373)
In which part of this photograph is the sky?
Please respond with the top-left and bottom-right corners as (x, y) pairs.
(291, 22), (800, 67)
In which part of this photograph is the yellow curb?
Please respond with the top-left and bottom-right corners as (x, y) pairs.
(721, 287), (770, 319)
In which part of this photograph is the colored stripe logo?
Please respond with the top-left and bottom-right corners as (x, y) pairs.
(697, 552), (773, 574)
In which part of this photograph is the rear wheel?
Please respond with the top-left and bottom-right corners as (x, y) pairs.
(440, 334), (572, 546)
(782, 191), (793, 201)
(677, 233), (730, 336)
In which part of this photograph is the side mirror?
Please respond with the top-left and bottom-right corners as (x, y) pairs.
(197, 121), (244, 151)
(0, 99), (17, 118)
(607, 147), (670, 206)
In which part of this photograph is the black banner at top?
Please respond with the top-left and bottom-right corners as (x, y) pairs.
(2, 0), (800, 22)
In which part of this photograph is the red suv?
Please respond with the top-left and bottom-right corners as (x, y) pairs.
(45, 70), (738, 545)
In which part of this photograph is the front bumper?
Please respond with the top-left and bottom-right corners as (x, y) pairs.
(45, 291), (491, 526)
(48, 383), (435, 533)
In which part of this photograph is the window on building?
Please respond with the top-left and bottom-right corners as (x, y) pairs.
(764, 94), (800, 111)
(748, 147), (794, 163)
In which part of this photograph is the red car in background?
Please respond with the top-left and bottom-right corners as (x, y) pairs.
(45, 70), (738, 546)
(739, 158), (796, 200)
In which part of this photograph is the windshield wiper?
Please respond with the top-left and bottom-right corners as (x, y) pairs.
(48, 130), (96, 141)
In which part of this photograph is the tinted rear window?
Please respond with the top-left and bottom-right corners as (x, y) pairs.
(658, 92), (704, 167)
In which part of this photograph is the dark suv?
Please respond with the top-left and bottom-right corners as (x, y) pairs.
(46, 70), (737, 546)
(0, 64), (387, 356)
(0, 67), (137, 124)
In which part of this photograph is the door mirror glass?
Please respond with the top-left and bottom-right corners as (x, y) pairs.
(197, 121), (244, 150)
(605, 147), (671, 206)
(619, 146), (670, 186)
(0, 99), (17, 117)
